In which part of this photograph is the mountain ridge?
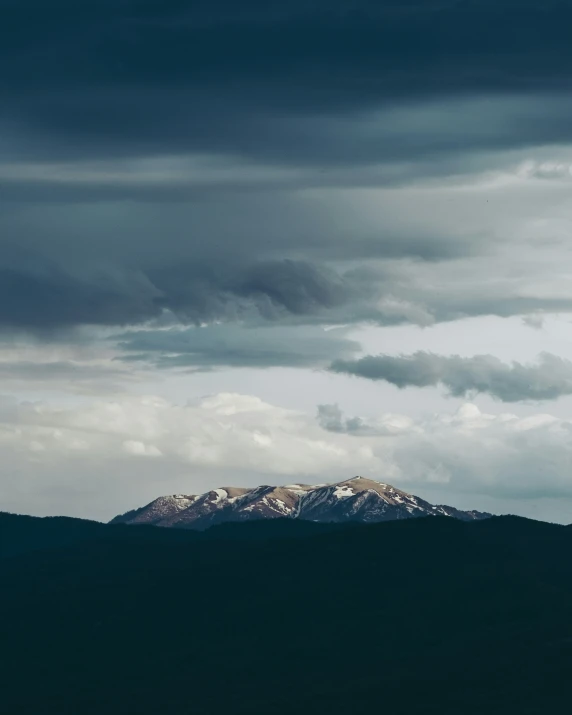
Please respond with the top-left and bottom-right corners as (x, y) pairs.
(110, 476), (491, 529)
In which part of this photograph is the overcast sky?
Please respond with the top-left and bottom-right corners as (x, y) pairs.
(3, 0), (572, 523)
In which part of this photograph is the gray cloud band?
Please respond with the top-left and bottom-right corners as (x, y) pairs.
(329, 352), (572, 402)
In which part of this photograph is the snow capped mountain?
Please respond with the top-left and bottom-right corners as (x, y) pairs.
(110, 477), (491, 529)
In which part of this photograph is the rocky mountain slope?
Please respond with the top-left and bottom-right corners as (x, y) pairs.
(110, 476), (490, 529)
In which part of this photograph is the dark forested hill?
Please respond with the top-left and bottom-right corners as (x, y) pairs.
(2, 511), (572, 714)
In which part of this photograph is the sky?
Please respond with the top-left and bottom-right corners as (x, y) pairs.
(3, 0), (572, 523)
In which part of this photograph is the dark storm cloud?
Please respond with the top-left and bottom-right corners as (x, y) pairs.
(3, 1), (571, 99)
(330, 352), (572, 402)
(0, 257), (357, 332)
(1, 0), (572, 165)
(5, 247), (572, 334)
(0, 150), (539, 204)
(0, 263), (162, 331)
(150, 259), (356, 325)
(2, 1), (572, 335)
(114, 324), (360, 370)
(337, 263), (572, 328)
(236, 261), (350, 316)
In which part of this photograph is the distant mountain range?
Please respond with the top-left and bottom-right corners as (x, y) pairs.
(110, 476), (491, 528)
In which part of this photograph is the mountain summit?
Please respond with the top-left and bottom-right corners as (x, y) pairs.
(110, 477), (490, 529)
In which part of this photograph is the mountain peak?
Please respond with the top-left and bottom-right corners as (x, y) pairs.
(111, 478), (492, 530)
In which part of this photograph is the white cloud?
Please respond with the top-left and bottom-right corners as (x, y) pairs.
(122, 440), (162, 457)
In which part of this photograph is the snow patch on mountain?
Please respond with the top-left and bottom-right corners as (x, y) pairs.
(334, 485), (355, 499)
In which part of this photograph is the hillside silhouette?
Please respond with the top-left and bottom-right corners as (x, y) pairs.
(2, 511), (572, 714)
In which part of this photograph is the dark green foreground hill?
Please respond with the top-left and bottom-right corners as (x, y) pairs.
(2, 511), (572, 714)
